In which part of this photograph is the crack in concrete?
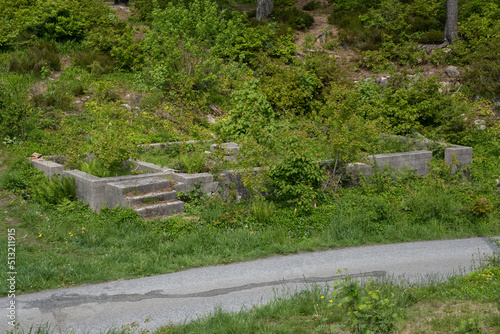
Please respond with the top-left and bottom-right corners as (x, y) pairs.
(26, 271), (386, 312)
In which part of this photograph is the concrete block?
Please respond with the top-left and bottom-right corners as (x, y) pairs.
(125, 190), (177, 207)
(135, 200), (184, 218)
(173, 173), (213, 187)
(210, 142), (239, 155)
(346, 162), (373, 177)
(31, 159), (65, 179)
(218, 168), (264, 201)
(132, 160), (175, 174)
(445, 146), (472, 168)
(369, 151), (432, 175)
(106, 177), (172, 208)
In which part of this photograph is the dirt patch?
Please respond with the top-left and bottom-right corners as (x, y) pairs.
(104, 1), (132, 21)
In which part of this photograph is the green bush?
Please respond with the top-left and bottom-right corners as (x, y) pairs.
(252, 198), (275, 224)
(73, 51), (116, 75)
(273, 7), (314, 31)
(9, 41), (61, 76)
(303, 1), (320, 11)
(83, 23), (143, 70)
(0, 0), (114, 48)
(331, 276), (402, 333)
(267, 138), (325, 212)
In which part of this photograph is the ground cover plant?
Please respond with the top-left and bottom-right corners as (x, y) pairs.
(0, 0), (499, 322)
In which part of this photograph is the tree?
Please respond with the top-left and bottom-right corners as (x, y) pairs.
(444, 0), (458, 44)
(256, 0), (273, 20)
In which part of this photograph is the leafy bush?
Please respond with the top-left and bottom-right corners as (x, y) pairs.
(303, 1), (320, 11)
(331, 276), (402, 334)
(9, 41), (61, 76)
(73, 51), (116, 75)
(0, 0), (114, 48)
(32, 175), (76, 206)
(83, 22), (143, 70)
(267, 138), (325, 212)
(272, 7), (314, 31)
(215, 80), (275, 140)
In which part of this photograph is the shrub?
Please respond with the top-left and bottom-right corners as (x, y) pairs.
(181, 151), (207, 174)
(331, 276), (402, 334)
(303, 1), (320, 11)
(9, 41), (61, 76)
(417, 30), (444, 44)
(267, 138), (325, 212)
(273, 7), (314, 31)
(73, 51), (116, 75)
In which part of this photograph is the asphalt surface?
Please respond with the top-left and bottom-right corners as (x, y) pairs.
(2, 236), (499, 333)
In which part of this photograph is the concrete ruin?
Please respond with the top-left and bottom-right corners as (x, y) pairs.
(31, 142), (472, 218)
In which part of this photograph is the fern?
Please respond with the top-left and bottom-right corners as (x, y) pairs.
(32, 174), (76, 206)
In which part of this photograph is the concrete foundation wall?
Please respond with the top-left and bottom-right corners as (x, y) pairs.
(368, 151), (433, 175)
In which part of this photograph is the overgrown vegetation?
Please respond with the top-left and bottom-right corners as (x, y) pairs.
(0, 1), (499, 329)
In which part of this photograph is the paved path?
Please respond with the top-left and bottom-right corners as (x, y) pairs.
(2, 236), (499, 333)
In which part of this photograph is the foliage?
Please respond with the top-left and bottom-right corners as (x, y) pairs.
(215, 80), (275, 140)
(8, 41), (61, 76)
(0, 0), (113, 48)
(181, 151), (207, 173)
(79, 159), (113, 178)
(272, 7), (314, 31)
(258, 62), (322, 116)
(63, 102), (138, 174)
(331, 275), (402, 333)
(267, 137), (325, 212)
(73, 51), (116, 75)
(252, 198), (275, 224)
(32, 175), (76, 206)
(0, 73), (37, 138)
(302, 1), (321, 11)
(83, 22), (143, 70)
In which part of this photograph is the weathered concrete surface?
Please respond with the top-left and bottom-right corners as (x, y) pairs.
(445, 146), (473, 170)
(368, 150), (433, 175)
(4, 237), (498, 334)
(31, 159), (64, 179)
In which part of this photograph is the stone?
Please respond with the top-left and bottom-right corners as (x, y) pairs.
(31, 153), (43, 159)
(492, 97), (500, 106)
(445, 66), (460, 77)
(206, 114), (216, 124)
(474, 119), (486, 130)
(120, 104), (132, 110)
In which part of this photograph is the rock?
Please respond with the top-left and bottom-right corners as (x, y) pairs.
(120, 104), (132, 110)
(377, 76), (390, 88)
(31, 153), (43, 159)
(206, 114), (216, 124)
(75, 99), (81, 104)
(474, 119), (486, 130)
(445, 66), (460, 77)
(492, 97), (500, 106)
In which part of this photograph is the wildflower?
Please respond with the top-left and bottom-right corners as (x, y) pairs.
(320, 296), (324, 299)
(39, 234), (42, 238)
(329, 300), (333, 303)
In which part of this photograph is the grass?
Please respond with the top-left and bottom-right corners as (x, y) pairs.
(1, 156), (499, 295)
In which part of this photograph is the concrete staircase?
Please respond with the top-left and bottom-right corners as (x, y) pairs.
(106, 177), (184, 219)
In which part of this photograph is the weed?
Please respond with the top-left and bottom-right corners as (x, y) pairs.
(252, 198), (275, 224)
(181, 152), (206, 174)
(9, 41), (61, 76)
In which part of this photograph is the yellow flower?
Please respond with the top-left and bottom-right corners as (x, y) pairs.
(321, 296), (324, 299)
(329, 300), (333, 303)
(39, 234), (42, 238)
(250, 231), (254, 234)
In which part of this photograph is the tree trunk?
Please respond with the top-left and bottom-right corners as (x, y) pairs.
(444, 0), (458, 44)
(256, 0), (274, 21)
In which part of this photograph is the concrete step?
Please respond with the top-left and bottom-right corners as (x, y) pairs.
(125, 189), (177, 207)
(107, 177), (171, 196)
(134, 200), (184, 219)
